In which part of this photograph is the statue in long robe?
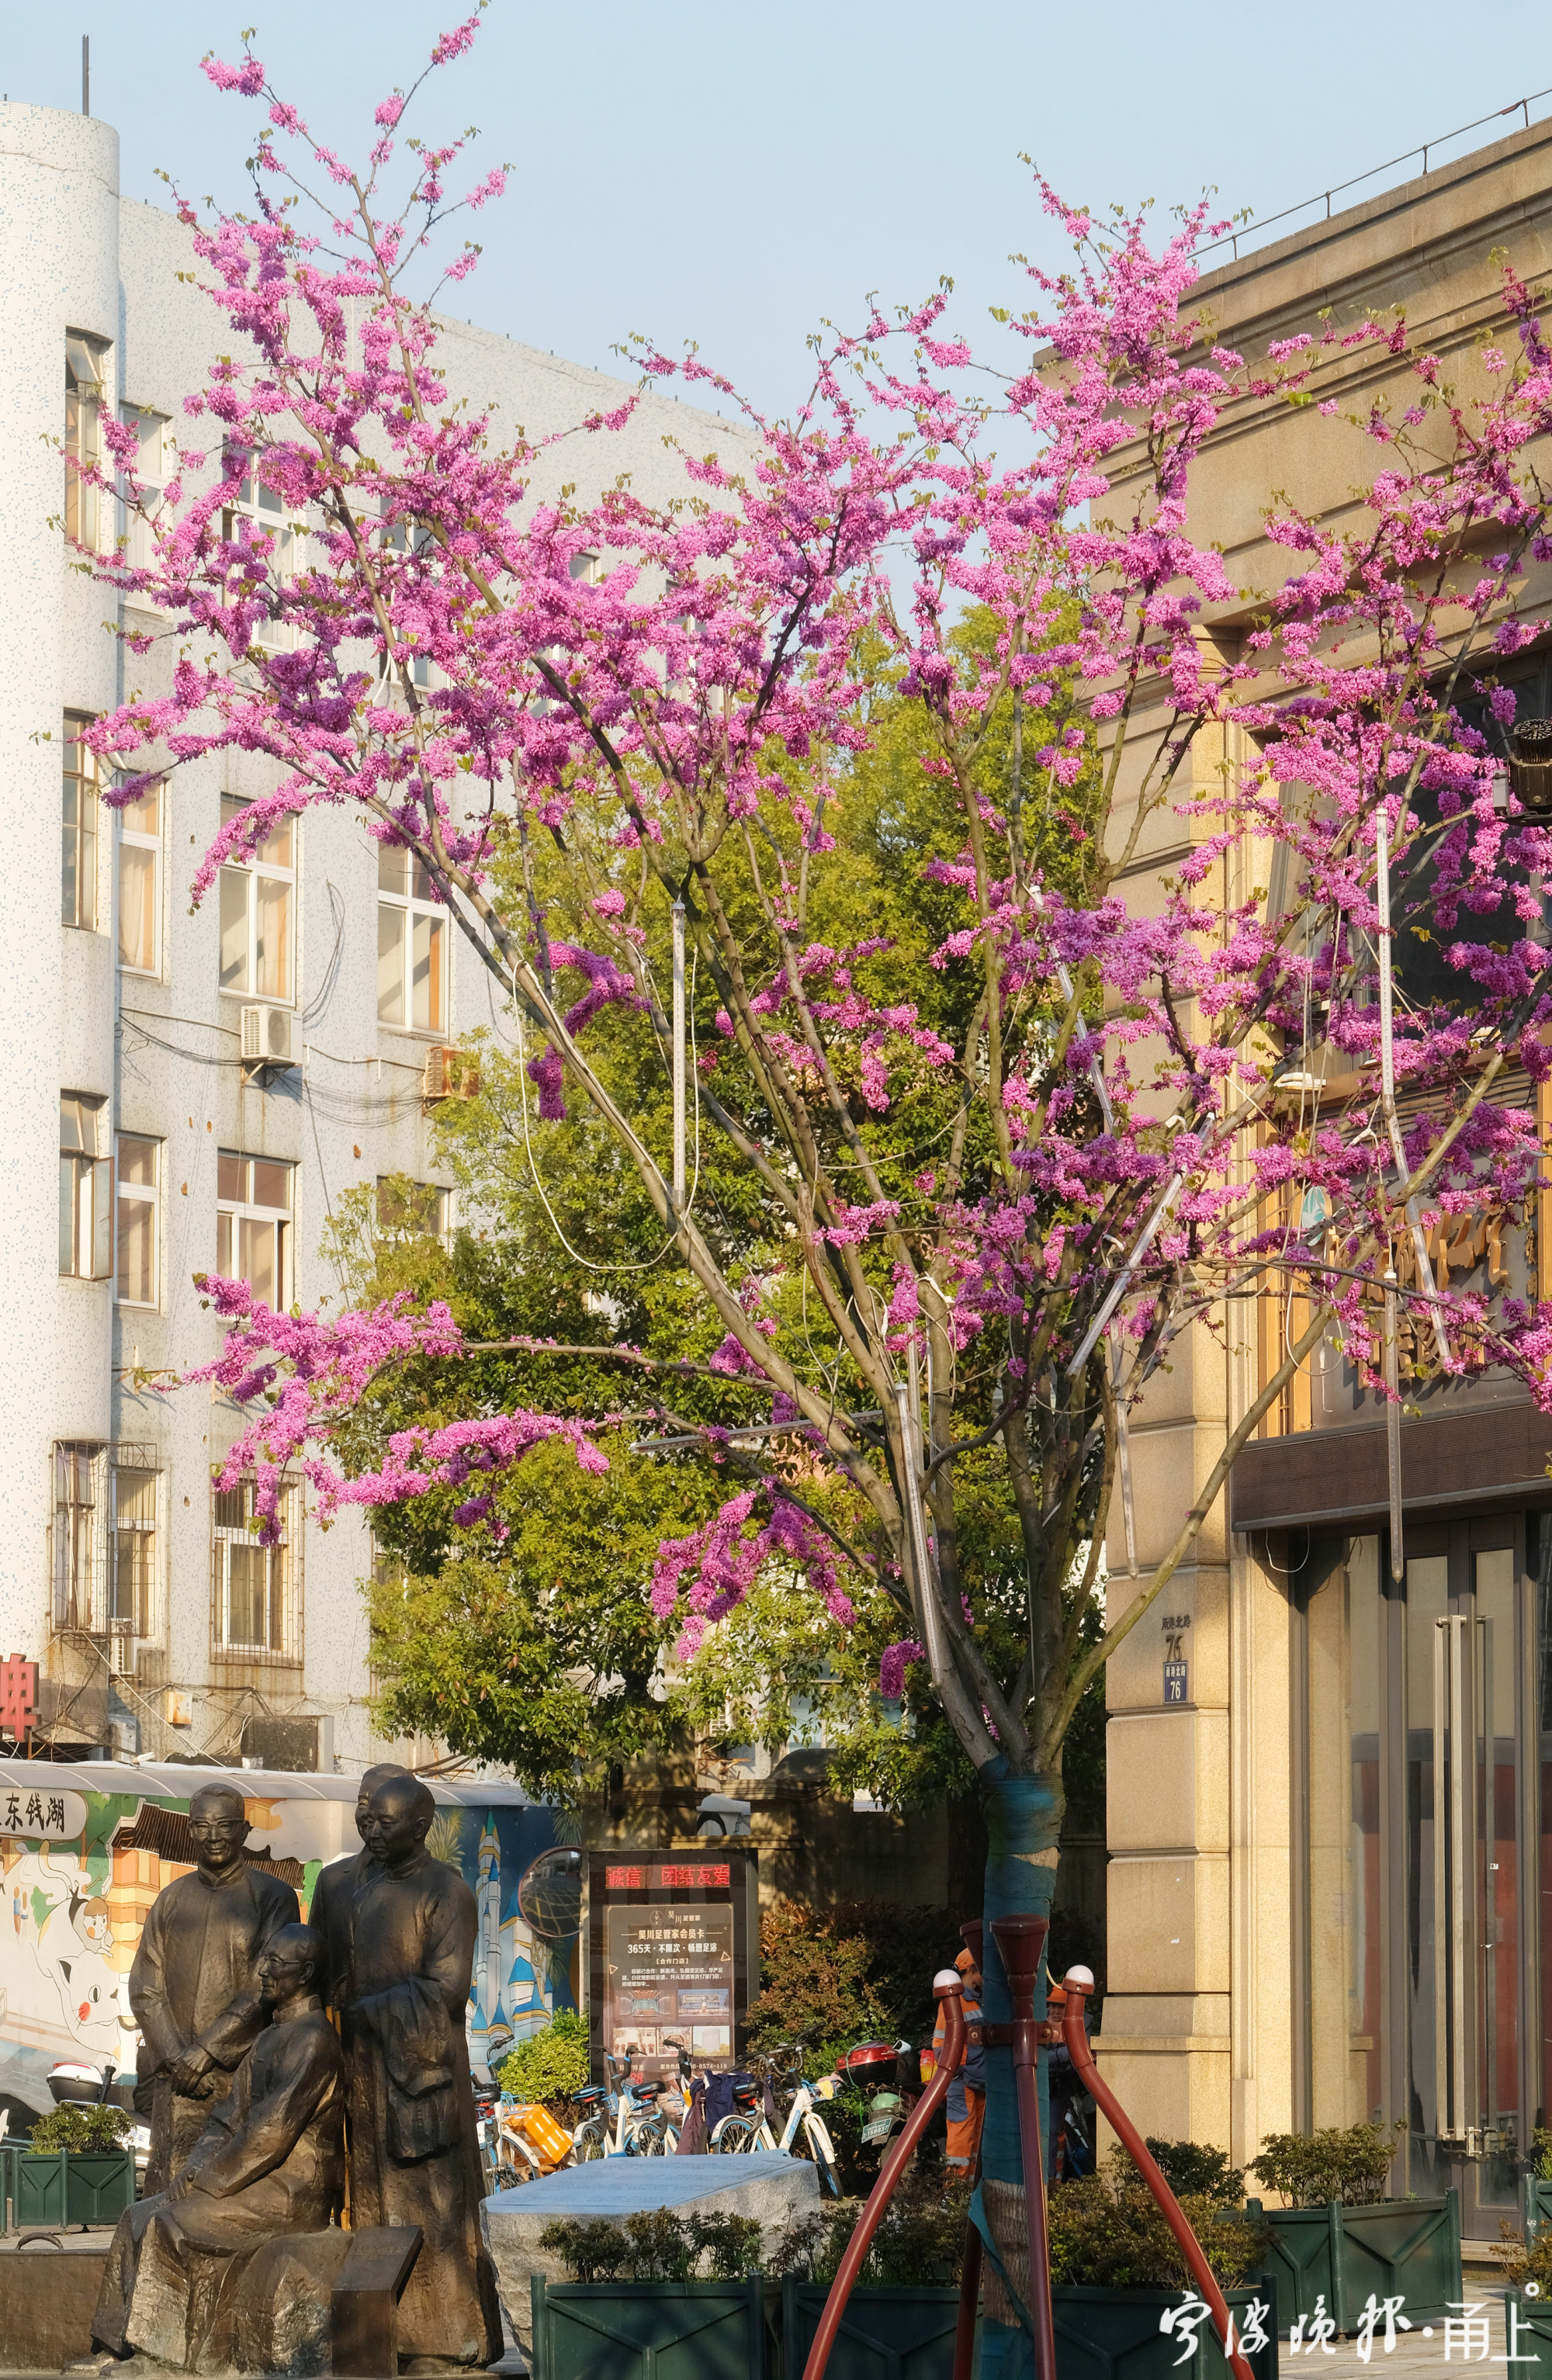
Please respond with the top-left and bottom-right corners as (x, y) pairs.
(94, 1923), (345, 2368)
(308, 1760), (411, 2008)
(130, 1781), (299, 2191)
(338, 1774), (500, 2373)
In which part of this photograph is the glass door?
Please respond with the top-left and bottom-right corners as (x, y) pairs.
(1400, 1527), (1529, 2232)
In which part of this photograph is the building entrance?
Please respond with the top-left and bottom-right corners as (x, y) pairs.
(1293, 1518), (1548, 2238)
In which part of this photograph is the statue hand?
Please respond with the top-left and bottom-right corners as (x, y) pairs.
(168, 2046), (215, 2094)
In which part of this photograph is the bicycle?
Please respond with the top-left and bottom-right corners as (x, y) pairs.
(710, 2045), (840, 2193)
(572, 2044), (677, 2158)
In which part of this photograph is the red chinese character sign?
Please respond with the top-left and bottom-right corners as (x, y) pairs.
(0, 1654), (37, 1738)
(586, 1845), (757, 2085)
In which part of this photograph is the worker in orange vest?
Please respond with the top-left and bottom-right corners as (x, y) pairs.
(931, 1945), (986, 2174)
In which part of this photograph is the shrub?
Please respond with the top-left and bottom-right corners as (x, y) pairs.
(1495, 2219), (1552, 2293)
(1145, 2138), (1245, 2202)
(1248, 2121), (1403, 2209)
(498, 2011), (589, 2107)
(1529, 2128), (1552, 2181)
(745, 1897), (963, 2074)
(26, 2103), (132, 2153)
(1048, 2153), (1270, 2292)
(771, 2176), (972, 2286)
(539, 2210), (763, 2284)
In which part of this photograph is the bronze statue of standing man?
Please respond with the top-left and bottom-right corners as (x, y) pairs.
(130, 1781), (299, 2192)
(334, 1774), (499, 2373)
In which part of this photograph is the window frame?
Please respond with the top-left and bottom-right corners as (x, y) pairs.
(210, 1473), (300, 1661)
(118, 404), (169, 581)
(116, 780), (163, 977)
(376, 844), (449, 1035)
(64, 331), (109, 553)
(52, 1441), (106, 1633)
(109, 1459), (160, 1641)
(114, 1131), (160, 1309)
(61, 713), (100, 934)
(376, 1175), (452, 1239)
(218, 795), (296, 1005)
(220, 462), (306, 651)
(215, 1148), (294, 1307)
(60, 1095), (111, 1281)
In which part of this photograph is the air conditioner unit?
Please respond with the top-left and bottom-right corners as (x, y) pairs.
(422, 1046), (479, 1103)
(107, 1622), (136, 1680)
(241, 1003), (295, 1067)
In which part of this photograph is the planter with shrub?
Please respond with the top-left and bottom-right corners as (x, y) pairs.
(532, 2210), (767, 2380)
(774, 2178), (975, 2380)
(1246, 2124), (1459, 2335)
(1523, 2130), (1552, 2244)
(498, 2012), (591, 2119)
(5, 2102), (136, 2232)
(1048, 2149), (1277, 2380)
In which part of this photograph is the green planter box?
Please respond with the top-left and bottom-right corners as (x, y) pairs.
(1526, 2178), (1552, 2245)
(1246, 2193), (1460, 2336)
(781, 2279), (972, 2380)
(531, 2274), (767, 2380)
(1052, 2285), (1278, 2380)
(5, 2146), (136, 2233)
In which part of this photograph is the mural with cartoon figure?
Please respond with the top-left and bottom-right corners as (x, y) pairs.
(0, 1781), (561, 2118)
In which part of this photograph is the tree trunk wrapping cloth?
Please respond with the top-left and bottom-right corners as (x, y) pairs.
(92, 1990), (345, 2366)
(130, 1859), (300, 2194)
(338, 1847), (501, 2367)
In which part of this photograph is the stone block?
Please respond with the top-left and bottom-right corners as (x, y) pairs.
(481, 2150), (818, 2352)
(0, 2240), (107, 2371)
(1106, 1710), (1229, 1854)
(1106, 1852), (1230, 1995)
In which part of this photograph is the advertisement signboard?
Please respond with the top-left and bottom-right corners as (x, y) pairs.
(586, 1848), (757, 2084)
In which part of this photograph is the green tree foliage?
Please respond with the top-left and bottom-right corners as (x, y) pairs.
(1048, 2154), (1271, 2290)
(334, 618), (1107, 1814)
(744, 1897), (964, 2071)
(26, 2103), (132, 2152)
(497, 2011), (591, 2107)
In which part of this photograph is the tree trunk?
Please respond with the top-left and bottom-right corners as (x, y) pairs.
(975, 1760), (1064, 2380)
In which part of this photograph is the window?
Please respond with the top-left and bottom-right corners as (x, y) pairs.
(218, 795), (294, 1002)
(62, 715), (99, 930)
(60, 1096), (111, 1280)
(376, 1175), (451, 1238)
(377, 845), (446, 1032)
(216, 1151), (293, 1304)
(212, 1475), (296, 1656)
(111, 1464), (158, 1638)
(117, 782), (162, 974)
(221, 463), (304, 650)
(53, 1443), (103, 1631)
(116, 1134), (159, 1307)
(64, 332), (108, 550)
(119, 406), (168, 577)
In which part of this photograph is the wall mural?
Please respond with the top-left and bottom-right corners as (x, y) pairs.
(0, 1788), (564, 2112)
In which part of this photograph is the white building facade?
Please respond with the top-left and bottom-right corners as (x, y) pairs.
(0, 99), (736, 1774)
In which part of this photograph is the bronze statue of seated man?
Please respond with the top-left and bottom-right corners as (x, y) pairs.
(92, 1921), (345, 2369)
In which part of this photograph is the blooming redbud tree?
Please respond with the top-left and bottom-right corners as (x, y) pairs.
(84, 22), (1552, 2358)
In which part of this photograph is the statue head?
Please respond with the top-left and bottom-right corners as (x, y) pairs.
(360, 1774), (436, 1871)
(354, 1762), (411, 1847)
(188, 1782), (250, 1881)
(257, 1921), (321, 2007)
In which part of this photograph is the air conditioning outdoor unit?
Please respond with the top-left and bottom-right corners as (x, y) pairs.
(241, 1003), (295, 1068)
(422, 1046), (479, 1103)
(107, 1622), (136, 1680)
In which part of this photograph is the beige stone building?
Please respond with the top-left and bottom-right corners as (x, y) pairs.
(1095, 113), (1552, 2245)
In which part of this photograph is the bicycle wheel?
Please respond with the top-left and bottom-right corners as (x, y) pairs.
(799, 2115), (840, 2196)
(572, 2118), (608, 2162)
(711, 2113), (763, 2154)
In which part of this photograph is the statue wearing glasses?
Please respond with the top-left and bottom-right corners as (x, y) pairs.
(129, 1781), (300, 2191)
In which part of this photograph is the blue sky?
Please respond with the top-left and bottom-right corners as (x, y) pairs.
(7, 1), (1550, 416)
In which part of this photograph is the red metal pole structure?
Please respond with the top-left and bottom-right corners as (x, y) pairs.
(1059, 1966), (1257, 2380)
(986, 1914), (1059, 2380)
(799, 1973), (968, 2380)
(951, 1923), (985, 2380)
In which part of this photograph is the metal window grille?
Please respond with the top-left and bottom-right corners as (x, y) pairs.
(211, 1474), (301, 1661)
